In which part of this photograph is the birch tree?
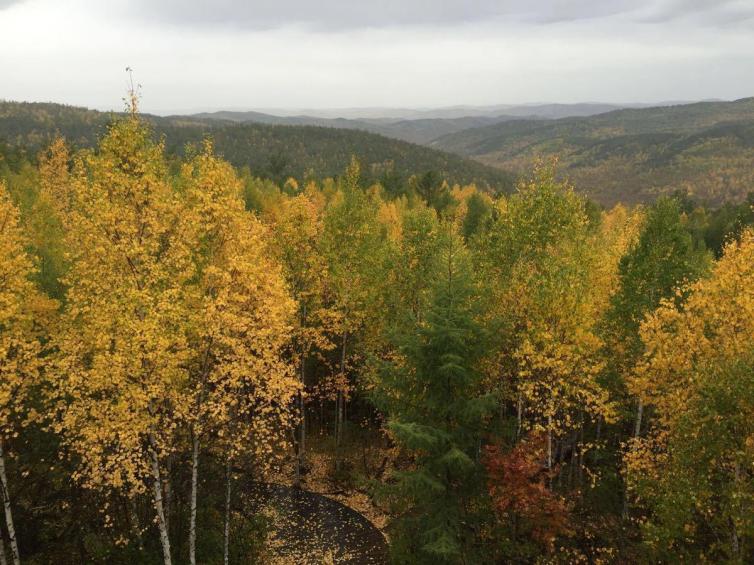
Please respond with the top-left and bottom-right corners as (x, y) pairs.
(0, 181), (50, 565)
(267, 192), (333, 486)
(626, 229), (754, 560)
(321, 158), (388, 471)
(51, 112), (194, 565)
(181, 142), (299, 563)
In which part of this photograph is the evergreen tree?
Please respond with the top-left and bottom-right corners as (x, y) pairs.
(373, 226), (493, 564)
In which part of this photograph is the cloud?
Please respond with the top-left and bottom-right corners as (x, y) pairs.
(118, 0), (642, 30)
(116, 0), (754, 30)
(637, 0), (754, 26)
(0, 0), (25, 9)
(0, 0), (752, 112)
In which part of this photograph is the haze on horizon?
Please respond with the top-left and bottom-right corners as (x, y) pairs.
(1, 0), (753, 115)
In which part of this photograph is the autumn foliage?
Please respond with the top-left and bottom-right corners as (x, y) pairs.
(484, 435), (571, 553)
(0, 94), (753, 563)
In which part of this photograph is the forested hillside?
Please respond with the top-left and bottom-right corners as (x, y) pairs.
(189, 102), (630, 144)
(191, 111), (510, 145)
(0, 101), (514, 192)
(431, 98), (754, 206)
(1, 100), (754, 563)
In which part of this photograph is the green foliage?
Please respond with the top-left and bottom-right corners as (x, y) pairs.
(432, 97), (754, 206)
(635, 356), (754, 562)
(606, 197), (710, 360)
(373, 228), (494, 564)
(0, 101), (514, 194)
(461, 191), (492, 241)
(3, 97), (754, 565)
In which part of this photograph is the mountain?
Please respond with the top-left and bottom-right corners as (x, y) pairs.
(187, 103), (639, 145)
(430, 98), (754, 206)
(190, 110), (515, 144)
(0, 101), (514, 191)
(227, 102), (645, 121)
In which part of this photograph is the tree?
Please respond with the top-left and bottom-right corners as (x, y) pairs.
(51, 113), (195, 565)
(606, 196), (709, 439)
(181, 142), (298, 564)
(0, 181), (51, 565)
(373, 225), (494, 564)
(388, 203), (443, 327)
(477, 163), (614, 472)
(25, 137), (70, 299)
(458, 188), (493, 242)
(321, 157), (389, 471)
(483, 434), (571, 560)
(411, 171), (453, 212)
(266, 191), (334, 486)
(626, 229), (754, 560)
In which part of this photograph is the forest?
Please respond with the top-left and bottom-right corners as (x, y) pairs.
(431, 97), (754, 207)
(0, 101), (514, 192)
(1, 97), (754, 564)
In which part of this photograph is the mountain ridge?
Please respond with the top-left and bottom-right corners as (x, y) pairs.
(0, 100), (514, 192)
(430, 97), (754, 205)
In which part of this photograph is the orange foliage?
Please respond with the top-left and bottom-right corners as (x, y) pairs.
(484, 434), (571, 551)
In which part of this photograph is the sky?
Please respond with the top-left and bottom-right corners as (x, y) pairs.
(0, 0), (753, 114)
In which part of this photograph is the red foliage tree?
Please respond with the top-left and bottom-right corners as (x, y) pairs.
(483, 434), (571, 552)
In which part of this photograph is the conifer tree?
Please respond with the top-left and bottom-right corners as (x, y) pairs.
(373, 225), (493, 564)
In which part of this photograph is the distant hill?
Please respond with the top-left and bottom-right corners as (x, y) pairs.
(430, 98), (754, 206)
(188, 103), (632, 145)
(225, 102), (643, 121)
(0, 101), (514, 192)
(190, 110), (517, 144)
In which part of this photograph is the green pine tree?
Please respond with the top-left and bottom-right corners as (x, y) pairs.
(373, 225), (494, 564)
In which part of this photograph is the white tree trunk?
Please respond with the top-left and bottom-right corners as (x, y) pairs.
(149, 446), (172, 565)
(298, 306), (307, 486)
(163, 456), (172, 534)
(634, 399), (643, 438)
(546, 416), (553, 470)
(0, 522), (8, 565)
(335, 332), (347, 472)
(0, 439), (20, 565)
(189, 432), (199, 565)
(223, 459), (232, 565)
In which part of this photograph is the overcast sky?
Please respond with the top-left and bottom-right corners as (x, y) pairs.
(0, 0), (752, 114)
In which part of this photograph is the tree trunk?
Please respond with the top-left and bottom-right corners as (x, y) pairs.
(578, 414), (585, 487)
(335, 332), (347, 473)
(164, 456), (172, 534)
(516, 393), (523, 440)
(731, 461), (742, 558)
(189, 432), (199, 565)
(148, 445), (172, 565)
(0, 439), (20, 565)
(0, 521), (8, 565)
(592, 416), (602, 465)
(546, 416), (553, 470)
(223, 459), (232, 565)
(634, 399), (643, 438)
(295, 337), (306, 487)
(129, 499), (144, 552)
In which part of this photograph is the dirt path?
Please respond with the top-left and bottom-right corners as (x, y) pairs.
(244, 482), (388, 564)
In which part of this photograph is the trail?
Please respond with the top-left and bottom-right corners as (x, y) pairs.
(244, 482), (388, 564)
